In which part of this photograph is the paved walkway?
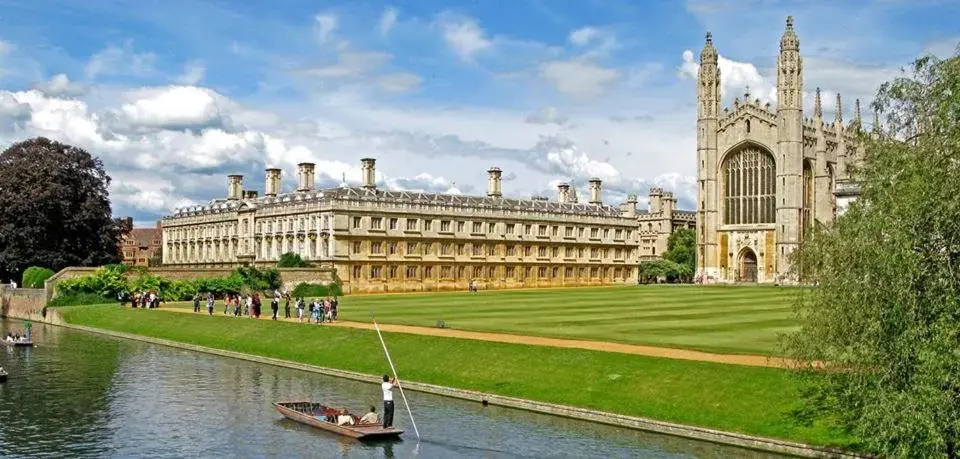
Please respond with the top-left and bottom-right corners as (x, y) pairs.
(159, 307), (795, 369)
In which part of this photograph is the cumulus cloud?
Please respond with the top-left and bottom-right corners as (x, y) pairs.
(377, 72), (423, 93)
(85, 42), (156, 79)
(177, 61), (206, 85)
(32, 74), (87, 97)
(115, 86), (226, 133)
(379, 8), (398, 35)
(539, 59), (620, 100)
(525, 106), (569, 125)
(569, 27), (599, 46)
(678, 49), (774, 103)
(440, 16), (493, 60)
(315, 14), (338, 43)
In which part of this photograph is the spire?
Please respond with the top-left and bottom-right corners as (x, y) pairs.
(814, 87), (822, 118)
(339, 172), (347, 188)
(779, 16), (799, 51)
(854, 99), (862, 125)
(835, 93), (843, 125)
(700, 32), (718, 64)
(744, 85), (751, 101)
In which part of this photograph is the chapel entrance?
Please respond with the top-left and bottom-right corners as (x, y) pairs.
(738, 249), (758, 283)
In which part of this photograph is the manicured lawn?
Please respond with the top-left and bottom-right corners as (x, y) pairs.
(59, 305), (851, 449)
(168, 285), (802, 355)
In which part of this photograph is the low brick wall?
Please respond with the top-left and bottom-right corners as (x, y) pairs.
(342, 277), (633, 294)
(0, 285), (63, 324)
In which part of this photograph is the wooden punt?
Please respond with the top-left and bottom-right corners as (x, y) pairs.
(274, 401), (403, 440)
(1, 340), (33, 347)
(0, 370), (7, 383)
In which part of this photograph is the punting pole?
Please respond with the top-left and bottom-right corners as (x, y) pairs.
(373, 318), (421, 441)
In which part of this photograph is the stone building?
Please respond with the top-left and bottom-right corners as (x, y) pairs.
(695, 17), (864, 283)
(637, 188), (696, 262)
(119, 219), (163, 267)
(161, 159), (643, 293)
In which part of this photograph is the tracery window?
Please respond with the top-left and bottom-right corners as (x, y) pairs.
(722, 147), (776, 224)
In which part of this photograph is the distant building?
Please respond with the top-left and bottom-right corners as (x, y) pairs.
(160, 159), (647, 293)
(119, 219), (163, 267)
(637, 188), (696, 262)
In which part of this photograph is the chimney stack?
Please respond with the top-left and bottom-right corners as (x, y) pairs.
(297, 162), (316, 192)
(663, 191), (676, 216)
(487, 167), (502, 198)
(265, 168), (282, 196)
(588, 178), (602, 205)
(360, 158), (376, 190)
(556, 183), (570, 203)
(242, 190), (259, 199)
(620, 194), (638, 218)
(227, 174), (243, 200)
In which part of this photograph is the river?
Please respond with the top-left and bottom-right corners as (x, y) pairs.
(0, 319), (789, 458)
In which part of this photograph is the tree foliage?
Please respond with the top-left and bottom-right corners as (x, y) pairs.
(0, 137), (126, 281)
(664, 228), (696, 276)
(786, 49), (960, 457)
(277, 251), (310, 268)
(21, 266), (56, 288)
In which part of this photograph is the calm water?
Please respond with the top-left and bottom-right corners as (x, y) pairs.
(0, 319), (788, 458)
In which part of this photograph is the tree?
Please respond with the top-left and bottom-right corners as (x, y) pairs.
(277, 252), (310, 268)
(664, 228), (696, 281)
(786, 49), (960, 457)
(0, 138), (125, 282)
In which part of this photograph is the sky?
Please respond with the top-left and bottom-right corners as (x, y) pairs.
(0, 0), (957, 226)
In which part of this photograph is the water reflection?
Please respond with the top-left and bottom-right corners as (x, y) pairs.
(0, 319), (789, 458)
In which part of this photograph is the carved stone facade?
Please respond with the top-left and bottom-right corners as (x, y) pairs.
(637, 188), (696, 261)
(161, 159), (650, 293)
(696, 17), (864, 284)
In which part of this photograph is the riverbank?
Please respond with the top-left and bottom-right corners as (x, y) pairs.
(55, 305), (859, 456)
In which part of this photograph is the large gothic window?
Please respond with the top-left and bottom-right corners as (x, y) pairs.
(722, 147), (776, 225)
(802, 160), (814, 237)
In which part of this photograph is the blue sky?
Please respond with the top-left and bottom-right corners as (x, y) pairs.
(0, 0), (957, 225)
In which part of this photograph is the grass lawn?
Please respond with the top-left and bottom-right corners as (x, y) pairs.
(168, 285), (802, 355)
(58, 304), (851, 449)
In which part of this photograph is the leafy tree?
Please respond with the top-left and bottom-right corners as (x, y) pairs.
(21, 266), (56, 288)
(786, 50), (960, 457)
(0, 138), (127, 281)
(277, 252), (310, 268)
(664, 228), (696, 281)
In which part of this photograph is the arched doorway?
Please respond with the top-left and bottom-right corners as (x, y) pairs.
(738, 248), (758, 283)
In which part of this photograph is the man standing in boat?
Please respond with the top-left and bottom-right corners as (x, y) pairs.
(381, 375), (399, 428)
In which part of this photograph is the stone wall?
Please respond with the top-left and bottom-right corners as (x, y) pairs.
(44, 266), (337, 299)
(0, 285), (61, 324)
(343, 277), (633, 294)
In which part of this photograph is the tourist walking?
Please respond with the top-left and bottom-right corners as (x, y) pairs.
(330, 298), (338, 321)
(193, 293), (201, 313)
(252, 294), (261, 318)
(284, 294), (291, 319)
(206, 294), (214, 316)
(296, 297), (305, 323)
(271, 294), (279, 320)
(381, 375), (398, 428)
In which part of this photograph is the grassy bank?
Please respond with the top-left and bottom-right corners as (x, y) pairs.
(60, 305), (851, 449)
(166, 285), (800, 355)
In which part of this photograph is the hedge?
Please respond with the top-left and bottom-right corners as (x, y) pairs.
(291, 282), (343, 298)
(22, 266), (56, 288)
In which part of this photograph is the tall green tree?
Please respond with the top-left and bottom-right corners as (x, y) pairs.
(0, 137), (127, 281)
(787, 50), (960, 457)
(277, 252), (310, 268)
(664, 227), (696, 277)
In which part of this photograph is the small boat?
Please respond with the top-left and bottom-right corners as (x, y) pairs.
(0, 367), (7, 383)
(274, 401), (403, 440)
(1, 340), (32, 347)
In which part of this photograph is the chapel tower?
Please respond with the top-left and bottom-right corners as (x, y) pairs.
(695, 32), (720, 278)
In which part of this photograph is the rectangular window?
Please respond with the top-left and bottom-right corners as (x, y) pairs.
(457, 221), (465, 232)
(538, 225), (547, 236)
(457, 244), (465, 255)
(507, 245), (515, 256)
(506, 224), (515, 234)
(440, 220), (451, 232)
(406, 266), (418, 278)
(406, 242), (418, 254)
(538, 267), (547, 278)
(473, 222), (482, 233)
(371, 242), (382, 254)
(352, 242), (362, 254)
(352, 217), (361, 229)
(424, 220), (433, 231)
(524, 245), (532, 256)
(389, 218), (398, 230)
(406, 219), (418, 230)
(506, 267), (515, 277)
(590, 228), (599, 238)
(441, 266), (451, 277)
(473, 266), (483, 277)
(565, 227), (573, 237)
(371, 218), (382, 230)
(388, 266), (398, 278)
(352, 266), (362, 278)
(371, 266), (383, 278)
(424, 266), (433, 277)
(538, 247), (547, 257)
(388, 243), (397, 255)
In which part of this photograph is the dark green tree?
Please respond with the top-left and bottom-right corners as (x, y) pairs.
(277, 251), (310, 268)
(0, 138), (127, 282)
(786, 49), (960, 457)
(664, 228), (696, 281)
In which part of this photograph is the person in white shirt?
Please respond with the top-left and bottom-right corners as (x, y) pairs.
(381, 374), (398, 428)
(359, 406), (379, 425)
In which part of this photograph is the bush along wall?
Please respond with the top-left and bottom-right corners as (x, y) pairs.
(51, 265), (285, 305)
(291, 282), (343, 299)
(22, 266), (56, 288)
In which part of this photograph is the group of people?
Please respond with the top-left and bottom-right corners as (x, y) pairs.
(3, 331), (29, 344)
(317, 375), (399, 430)
(121, 291), (161, 308)
(192, 291), (340, 324)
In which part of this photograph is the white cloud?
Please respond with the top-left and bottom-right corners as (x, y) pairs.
(678, 49), (774, 103)
(525, 106), (569, 125)
(379, 8), (398, 35)
(377, 72), (422, 93)
(569, 27), (599, 46)
(85, 42), (156, 79)
(177, 61), (206, 85)
(117, 86), (225, 132)
(315, 14), (338, 43)
(32, 74), (87, 97)
(298, 51), (392, 78)
(440, 16), (493, 60)
(539, 59), (621, 100)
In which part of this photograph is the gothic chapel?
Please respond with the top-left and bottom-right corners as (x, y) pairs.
(695, 17), (864, 284)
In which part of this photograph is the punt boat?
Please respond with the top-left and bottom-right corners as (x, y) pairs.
(274, 401), (403, 440)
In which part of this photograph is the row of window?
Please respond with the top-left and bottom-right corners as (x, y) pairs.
(352, 216), (632, 240)
(167, 223), (239, 240)
(352, 265), (634, 281)
(352, 241), (635, 260)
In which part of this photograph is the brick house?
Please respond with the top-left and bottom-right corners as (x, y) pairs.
(120, 218), (163, 266)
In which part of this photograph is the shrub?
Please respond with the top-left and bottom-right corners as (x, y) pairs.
(235, 266), (281, 292)
(291, 282), (343, 298)
(22, 266), (55, 288)
(277, 252), (310, 268)
(55, 264), (130, 298)
(47, 292), (115, 307)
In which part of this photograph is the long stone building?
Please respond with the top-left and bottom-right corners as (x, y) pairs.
(695, 17), (864, 284)
(161, 159), (654, 293)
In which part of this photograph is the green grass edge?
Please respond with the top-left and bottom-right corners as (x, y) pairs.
(58, 304), (856, 450)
